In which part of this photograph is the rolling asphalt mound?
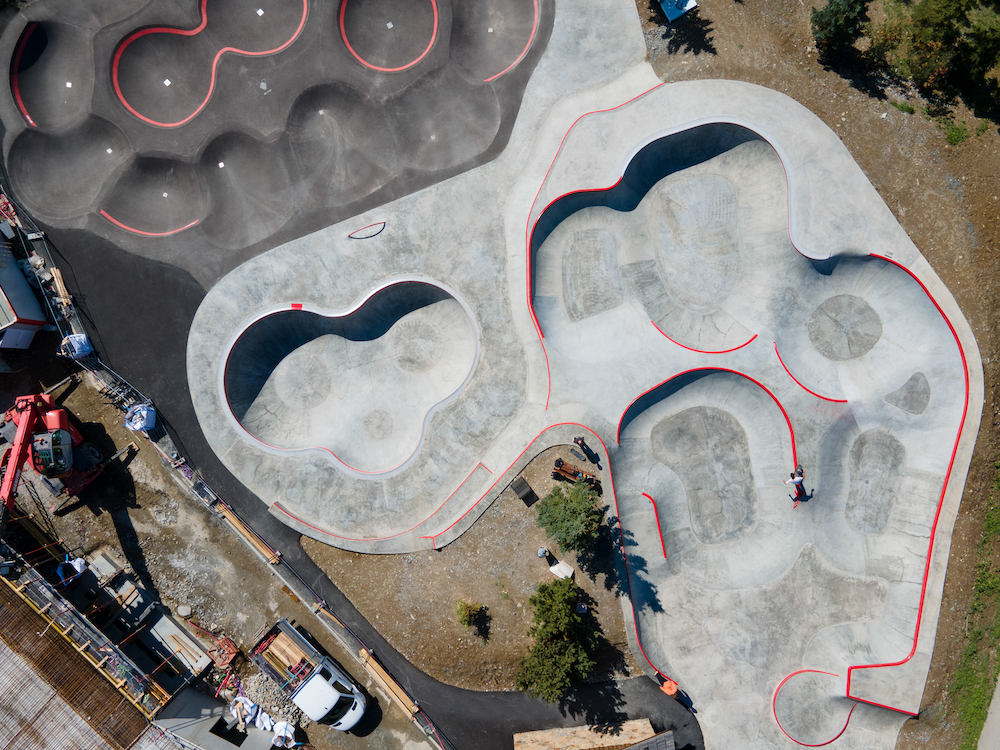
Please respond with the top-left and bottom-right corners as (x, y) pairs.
(1, 0), (551, 281)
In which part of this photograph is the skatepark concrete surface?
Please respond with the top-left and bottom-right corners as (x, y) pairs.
(1, 0), (551, 285)
(0, 0), (984, 748)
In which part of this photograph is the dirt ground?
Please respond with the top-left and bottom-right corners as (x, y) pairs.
(633, 0), (1000, 746)
(0, 366), (427, 750)
(304, 446), (641, 692)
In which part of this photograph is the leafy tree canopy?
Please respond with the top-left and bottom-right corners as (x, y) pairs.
(536, 481), (603, 555)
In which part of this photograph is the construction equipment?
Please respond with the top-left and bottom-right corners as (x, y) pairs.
(0, 393), (110, 537)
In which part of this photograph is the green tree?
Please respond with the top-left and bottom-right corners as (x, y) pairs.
(811, 0), (870, 53)
(515, 579), (597, 703)
(536, 482), (603, 555)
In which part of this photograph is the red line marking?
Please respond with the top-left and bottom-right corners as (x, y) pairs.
(652, 322), (757, 354)
(419, 462), (493, 547)
(524, 82), (666, 410)
(773, 341), (848, 403)
(100, 209), (200, 237)
(112, 0), (309, 128)
(290, 303), (303, 310)
(772, 670), (858, 746)
(482, 0), (539, 83)
(348, 221), (386, 239)
(641, 493), (667, 559)
(842, 254), (970, 714)
(11, 22), (38, 128)
(616, 366), (797, 467)
(340, 0), (438, 73)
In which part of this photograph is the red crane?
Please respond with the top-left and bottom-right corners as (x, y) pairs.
(0, 393), (95, 537)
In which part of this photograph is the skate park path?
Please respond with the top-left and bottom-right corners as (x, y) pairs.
(0, 1), (984, 748)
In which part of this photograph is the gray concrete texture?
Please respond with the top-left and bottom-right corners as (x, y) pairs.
(186, 49), (984, 750)
(0, 0), (552, 286)
(8, 0), (976, 746)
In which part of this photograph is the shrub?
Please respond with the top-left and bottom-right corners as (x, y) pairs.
(977, 120), (991, 136)
(946, 121), (969, 145)
(536, 482), (603, 554)
(455, 600), (484, 629)
(811, 0), (870, 53)
(891, 100), (916, 114)
(515, 579), (597, 703)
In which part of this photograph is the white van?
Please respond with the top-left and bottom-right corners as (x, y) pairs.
(250, 620), (366, 730)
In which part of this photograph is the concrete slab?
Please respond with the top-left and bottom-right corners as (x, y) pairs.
(0, 0), (983, 748)
(187, 77), (981, 750)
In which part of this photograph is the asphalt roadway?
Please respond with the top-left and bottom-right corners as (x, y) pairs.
(39, 226), (702, 750)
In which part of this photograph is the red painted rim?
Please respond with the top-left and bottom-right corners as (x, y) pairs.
(482, 0), (539, 83)
(652, 321), (757, 354)
(112, 0), (309, 128)
(773, 341), (848, 403)
(100, 208), (200, 237)
(11, 22), (39, 128)
(339, 0), (438, 73)
(772, 670), (859, 746)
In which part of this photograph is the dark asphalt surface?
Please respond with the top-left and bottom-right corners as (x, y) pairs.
(41, 226), (704, 750)
(2, 0), (702, 745)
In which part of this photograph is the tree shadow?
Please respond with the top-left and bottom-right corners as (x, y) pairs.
(559, 678), (629, 727)
(817, 49), (891, 102)
(54, 424), (159, 601)
(596, 515), (663, 615)
(577, 522), (621, 594)
(575, 588), (628, 682)
(646, 3), (717, 57)
(472, 605), (492, 642)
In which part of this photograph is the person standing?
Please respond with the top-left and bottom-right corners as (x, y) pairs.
(785, 466), (806, 505)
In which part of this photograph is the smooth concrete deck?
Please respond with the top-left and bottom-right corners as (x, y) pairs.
(1, 0), (981, 748)
(188, 70), (981, 750)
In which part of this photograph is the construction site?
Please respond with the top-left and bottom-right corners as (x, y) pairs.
(0, 0), (996, 749)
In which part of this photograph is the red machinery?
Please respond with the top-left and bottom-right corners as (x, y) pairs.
(0, 393), (101, 536)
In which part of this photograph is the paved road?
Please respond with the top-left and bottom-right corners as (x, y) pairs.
(44, 225), (703, 750)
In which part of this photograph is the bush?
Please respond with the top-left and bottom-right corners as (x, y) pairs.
(891, 100), (916, 114)
(536, 482), (604, 554)
(455, 600), (484, 629)
(811, 0), (870, 53)
(515, 579), (597, 703)
(946, 120), (969, 144)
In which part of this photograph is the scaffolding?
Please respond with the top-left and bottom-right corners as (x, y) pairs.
(0, 542), (165, 720)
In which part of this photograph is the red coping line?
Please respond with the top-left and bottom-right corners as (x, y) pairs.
(482, 0), (539, 83)
(100, 209), (200, 237)
(11, 22), (38, 128)
(112, 0), (309, 128)
(420, 462), (494, 547)
(290, 303), (303, 310)
(640, 493), (667, 559)
(348, 221), (386, 239)
(652, 322), (757, 354)
(772, 670), (858, 746)
(840, 254), (970, 715)
(772, 341), (848, 403)
(524, 82), (666, 410)
(340, 0), (438, 73)
(616, 366), (798, 467)
(271, 422), (686, 687)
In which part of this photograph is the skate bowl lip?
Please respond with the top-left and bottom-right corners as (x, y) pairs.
(217, 274), (481, 479)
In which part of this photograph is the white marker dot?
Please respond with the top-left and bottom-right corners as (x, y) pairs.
(218, 162), (225, 168)
(162, 192), (169, 198)
(106, 148), (113, 154)
(488, 27), (493, 33)
(164, 79), (172, 87)
(318, 109), (325, 115)
(430, 134), (436, 141)
(65, 81), (72, 88)
(257, 8), (264, 15)
(386, 21), (393, 29)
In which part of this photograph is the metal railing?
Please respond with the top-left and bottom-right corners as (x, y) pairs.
(0, 542), (162, 717)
